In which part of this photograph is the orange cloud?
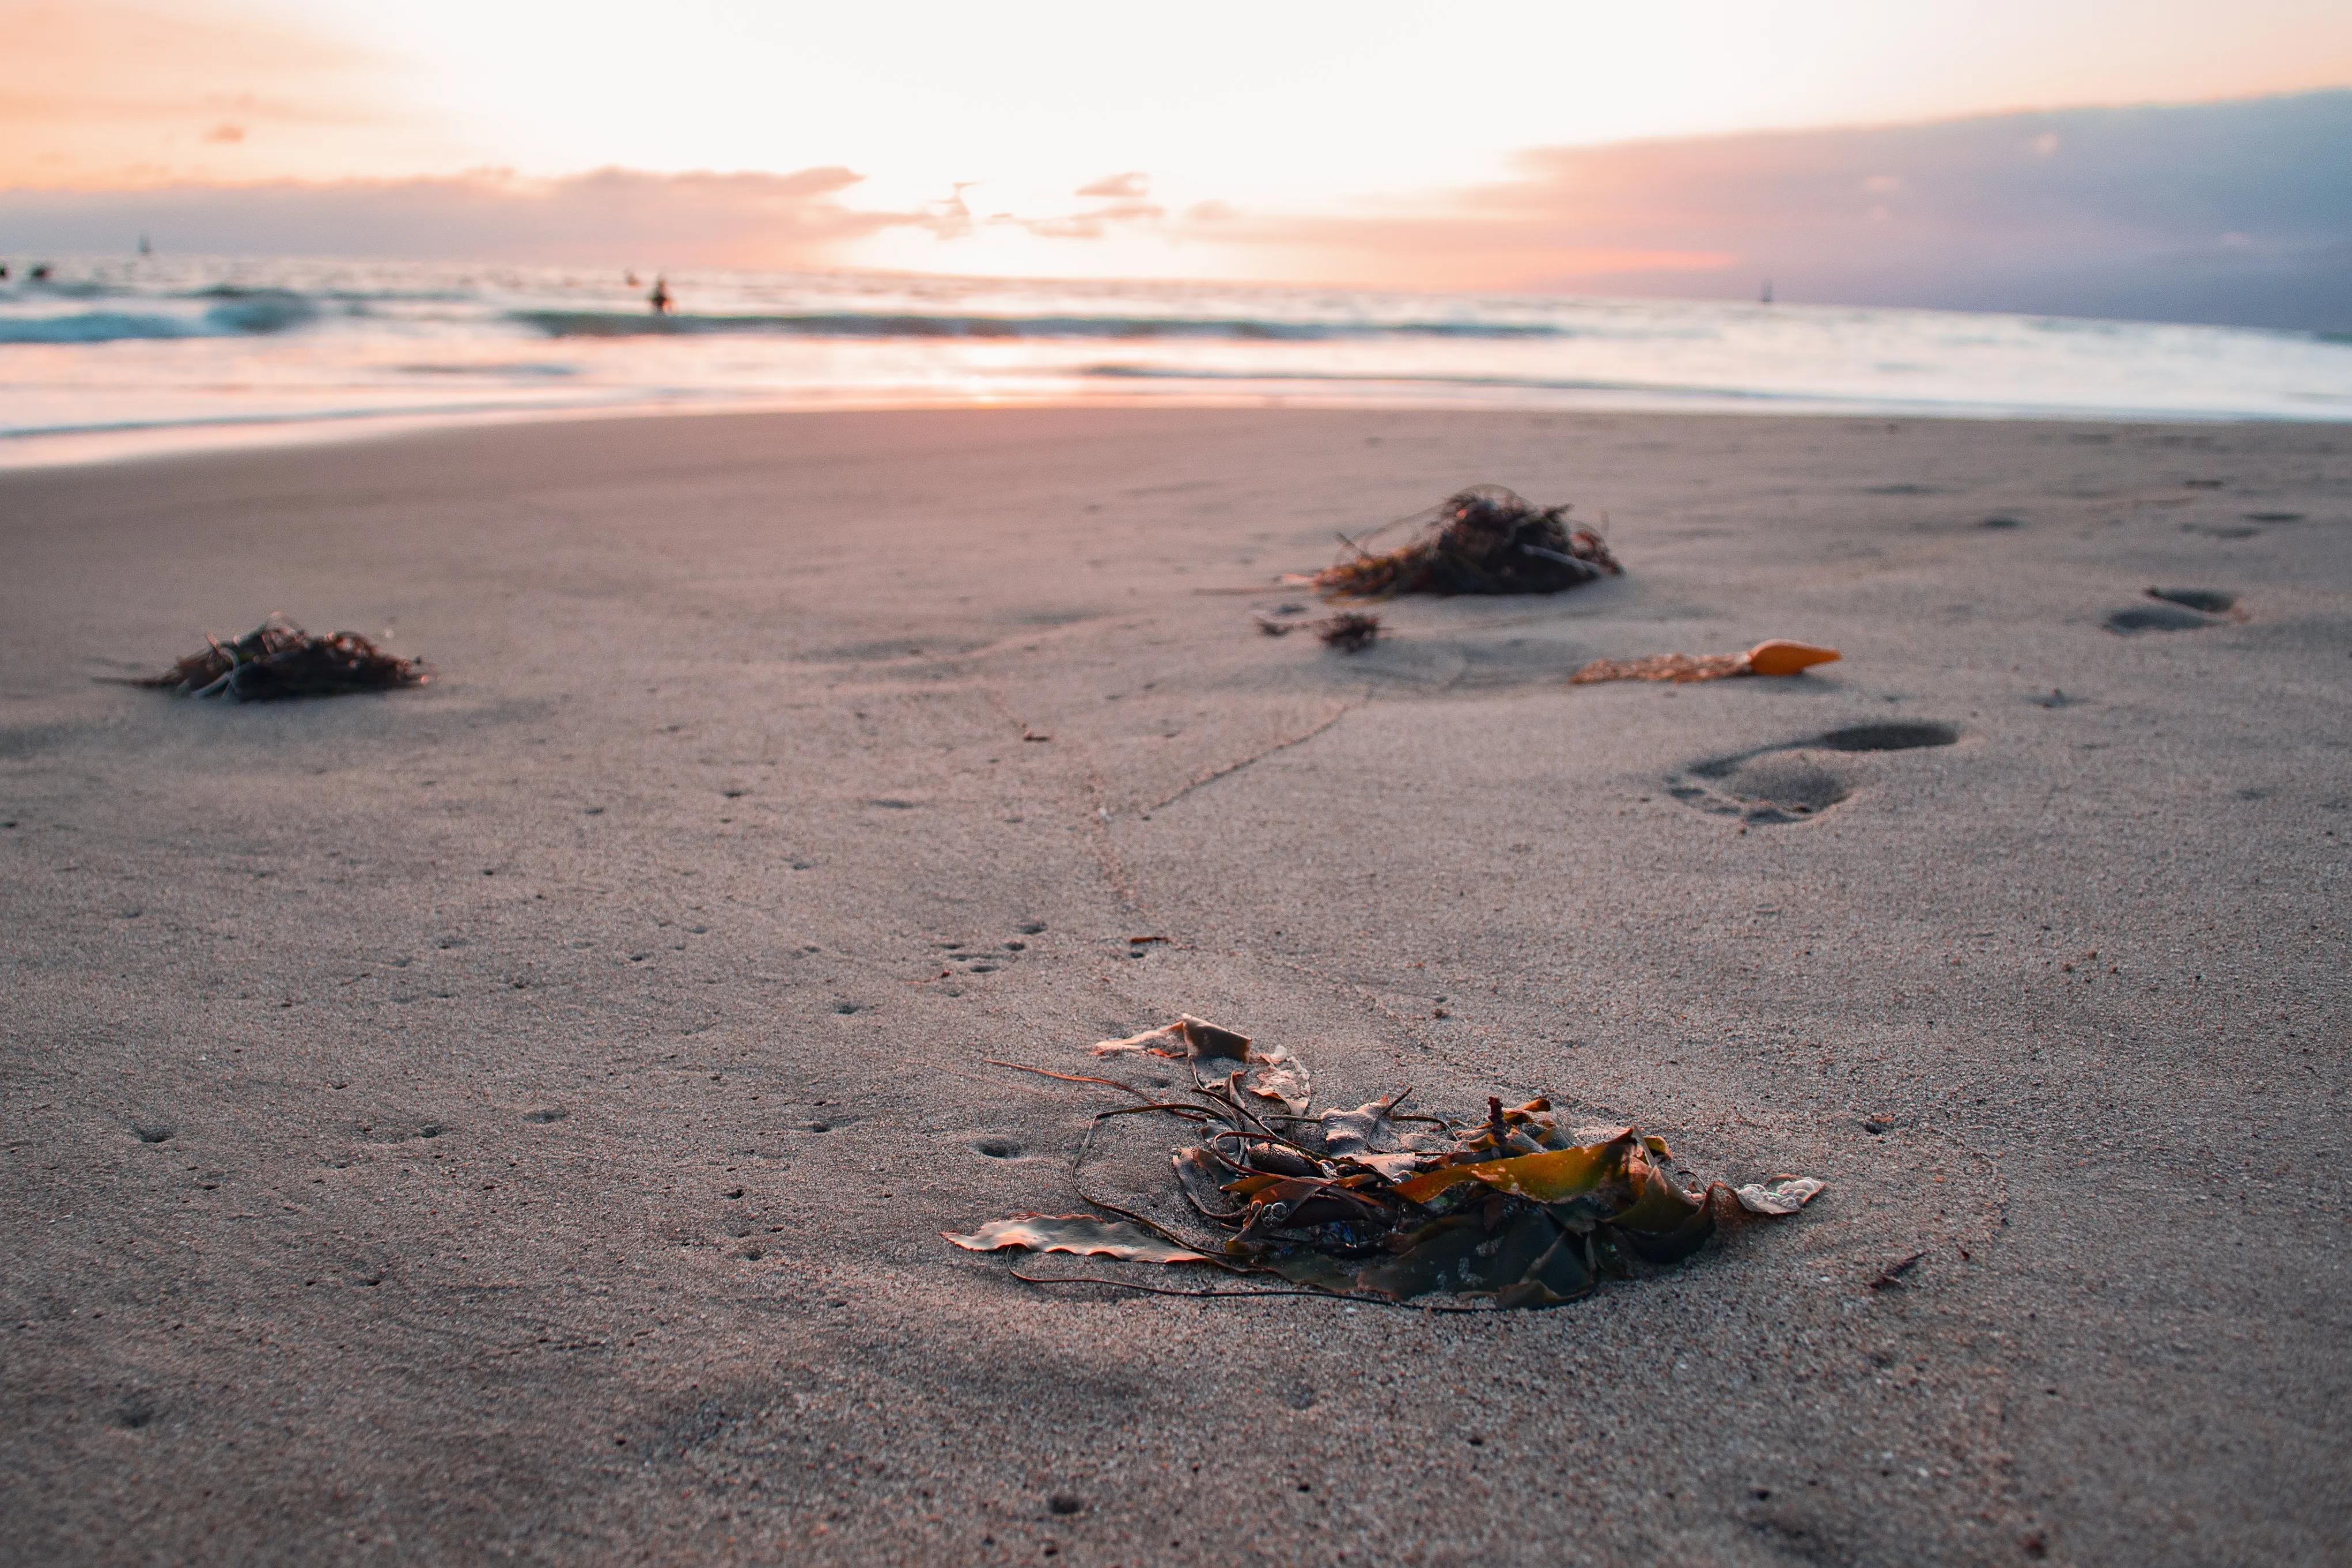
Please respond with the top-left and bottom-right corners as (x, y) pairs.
(2, 165), (935, 268)
(1075, 172), (1149, 199)
(0, 2), (433, 187)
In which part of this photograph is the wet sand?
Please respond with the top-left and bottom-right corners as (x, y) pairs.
(2, 407), (2347, 1566)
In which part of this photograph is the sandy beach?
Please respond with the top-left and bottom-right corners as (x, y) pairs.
(2, 406), (2346, 1566)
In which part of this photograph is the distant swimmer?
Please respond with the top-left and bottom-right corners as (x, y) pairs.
(648, 275), (672, 316)
(1759, 278), (1774, 305)
(624, 269), (639, 287)
(30, 263), (51, 282)
(0, 264), (9, 281)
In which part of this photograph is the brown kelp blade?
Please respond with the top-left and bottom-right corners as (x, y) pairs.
(943, 1215), (1214, 1264)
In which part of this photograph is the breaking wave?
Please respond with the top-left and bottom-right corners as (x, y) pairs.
(0, 290), (319, 344)
(509, 309), (1567, 342)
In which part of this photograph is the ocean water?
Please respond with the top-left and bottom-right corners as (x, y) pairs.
(5, 254), (2351, 465)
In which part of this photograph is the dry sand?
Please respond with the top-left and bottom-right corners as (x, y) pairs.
(2, 408), (2346, 1566)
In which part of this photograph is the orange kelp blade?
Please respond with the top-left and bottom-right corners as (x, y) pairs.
(1743, 639), (1840, 676)
(1391, 1130), (1642, 1207)
(1570, 639), (1839, 684)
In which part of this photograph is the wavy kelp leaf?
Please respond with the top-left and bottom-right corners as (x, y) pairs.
(1252, 1245), (1365, 1296)
(944, 1215), (1213, 1264)
(1497, 1226), (1599, 1307)
(1354, 1215), (1493, 1299)
(1611, 1177), (1718, 1266)
(1392, 1131), (1640, 1207)
(1320, 1097), (1402, 1156)
(1319, 1096), (1431, 1180)
(1733, 1176), (1827, 1215)
(1092, 1014), (1311, 1113)
(1173, 1147), (1252, 1220)
(1612, 1158), (1708, 1236)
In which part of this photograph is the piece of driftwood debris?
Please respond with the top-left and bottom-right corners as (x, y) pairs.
(1313, 486), (1622, 598)
(1570, 639), (1840, 685)
(132, 616), (426, 700)
(951, 1016), (1822, 1310)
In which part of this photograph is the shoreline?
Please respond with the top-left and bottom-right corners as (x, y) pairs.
(12, 386), (2352, 475)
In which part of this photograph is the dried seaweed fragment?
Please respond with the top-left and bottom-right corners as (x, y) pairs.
(943, 1215), (1213, 1264)
(1313, 486), (1622, 599)
(956, 1021), (1821, 1310)
(1315, 612), (1381, 652)
(132, 615), (427, 700)
(1255, 611), (1383, 652)
(1091, 1014), (1311, 1114)
(1571, 639), (1839, 685)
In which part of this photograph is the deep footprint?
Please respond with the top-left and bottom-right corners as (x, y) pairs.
(2106, 604), (2211, 633)
(2145, 587), (2236, 613)
(1671, 721), (1958, 824)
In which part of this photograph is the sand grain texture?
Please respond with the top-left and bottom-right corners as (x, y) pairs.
(1, 408), (2347, 1566)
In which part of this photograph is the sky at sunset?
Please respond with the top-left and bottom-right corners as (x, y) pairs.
(5, 1), (2351, 324)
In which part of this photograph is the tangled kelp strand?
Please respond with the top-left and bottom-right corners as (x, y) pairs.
(949, 1017), (1821, 1310)
(1313, 486), (1622, 598)
(132, 615), (426, 700)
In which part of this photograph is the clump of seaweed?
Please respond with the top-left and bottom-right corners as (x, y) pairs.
(1315, 612), (1381, 652)
(950, 1016), (1820, 1310)
(1313, 486), (1622, 599)
(1570, 638), (1840, 685)
(1258, 610), (1383, 652)
(134, 615), (427, 700)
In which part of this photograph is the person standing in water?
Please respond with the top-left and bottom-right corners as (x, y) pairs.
(648, 275), (672, 316)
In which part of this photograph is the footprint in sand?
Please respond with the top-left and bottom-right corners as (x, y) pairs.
(1669, 721), (1960, 825)
(2107, 588), (2239, 633)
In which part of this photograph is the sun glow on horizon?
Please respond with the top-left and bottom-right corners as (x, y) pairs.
(4, 0), (2349, 298)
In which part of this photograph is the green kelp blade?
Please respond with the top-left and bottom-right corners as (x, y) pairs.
(1392, 1131), (1641, 1207)
(1353, 1214), (1494, 1300)
(1496, 1226), (1598, 1308)
(1250, 1245), (1365, 1296)
(1733, 1177), (1826, 1215)
(944, 1215), (1214, 1264)
(1460, 1207), (1569, 1296)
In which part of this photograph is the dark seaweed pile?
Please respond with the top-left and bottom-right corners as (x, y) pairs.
(950, 1016), (1820, 1310)
(1315, 486), (1622, 598)
(137, 617), (426, 700)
